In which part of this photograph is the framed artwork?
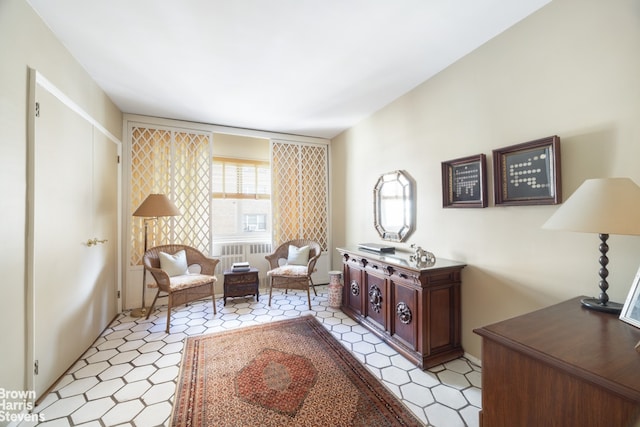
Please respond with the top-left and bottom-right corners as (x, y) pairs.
(620, 266), (640, 329)
(442, 154), (487, 208)
(493, 135), (561, 206)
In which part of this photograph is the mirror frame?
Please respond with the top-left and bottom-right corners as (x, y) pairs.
(373, 170), (415, 242)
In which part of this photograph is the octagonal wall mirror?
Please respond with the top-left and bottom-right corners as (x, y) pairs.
(373, 170), (415, 242)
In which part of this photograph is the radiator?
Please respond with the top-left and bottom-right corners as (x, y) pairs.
(249, 242), (272, 255)
(214, 242), (272, 287)
(218, 243), (245, 272)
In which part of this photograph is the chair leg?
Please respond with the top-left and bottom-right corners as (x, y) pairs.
(268, 277), (273, 307)
(211, 283), (217, 315)
(309, 277), (317, 296)
(166, 296), (172, 334)
(145, 289), (161, 320)
(306, 287), (312, 310)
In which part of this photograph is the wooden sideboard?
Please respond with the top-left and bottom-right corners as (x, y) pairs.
(474, 297), (640, 427)
(337, 246), (466, 369)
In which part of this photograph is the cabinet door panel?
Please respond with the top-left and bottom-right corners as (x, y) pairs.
(365, 272), (386, 330)
(429, 287), (453, 349)
(344, 265), (362, 315)
(392, 281), (419, 350)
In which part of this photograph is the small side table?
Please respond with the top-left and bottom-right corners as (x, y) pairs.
(223, 268), (260, 306)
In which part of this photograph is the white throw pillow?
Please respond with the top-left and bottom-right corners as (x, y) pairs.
(287, 245), (310, 266)
(159, 250), (189, 277)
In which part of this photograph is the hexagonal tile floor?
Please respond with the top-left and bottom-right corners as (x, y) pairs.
(26, 286), (481, 427)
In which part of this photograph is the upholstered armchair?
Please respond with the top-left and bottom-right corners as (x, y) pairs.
(265, 239), (321, 310)
(143, 244), (219, 333)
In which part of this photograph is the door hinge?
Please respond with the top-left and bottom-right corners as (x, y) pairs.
(117, 290), (121, 298)
(34, 360), (39, 375)
(117, 155), (120, 164)
(35, 102), (40, 117)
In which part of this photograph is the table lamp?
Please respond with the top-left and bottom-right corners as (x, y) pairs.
(131, 193), (181, 317)
(542, 178), (640, 314)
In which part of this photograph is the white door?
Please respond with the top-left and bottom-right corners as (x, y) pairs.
(29, 79), (118, 399)
(89, 126), (118, 334)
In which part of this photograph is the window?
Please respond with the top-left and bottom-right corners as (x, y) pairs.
(244, 214), (267, 232)
(213, 157), (270, 199)
(212, 157), (271, 242)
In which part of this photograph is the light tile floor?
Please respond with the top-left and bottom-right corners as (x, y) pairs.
(25, 285), (481, 427)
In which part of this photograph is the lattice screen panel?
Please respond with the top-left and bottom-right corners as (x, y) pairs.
(301, 144), (328, 250)
(130, 127), (212, 266)
(271, 141), (328, 251)
(172, 132), (212, 252)
(271, 143), (299, 245)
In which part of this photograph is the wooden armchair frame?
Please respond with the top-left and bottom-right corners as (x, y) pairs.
(265, 239), (321, 310)
(143, 244), (219, 333)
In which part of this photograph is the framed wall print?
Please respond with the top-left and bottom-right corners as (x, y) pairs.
(442, 154), (487, 208)
(493, 135), (561, 206)
(620, 266), (640, 329)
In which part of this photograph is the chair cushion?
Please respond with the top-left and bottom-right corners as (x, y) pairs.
(159, 250), (189, 277)
(169, 274), (217, 291)
(287, 245), (310, 266)
(268, 265), (308, 277)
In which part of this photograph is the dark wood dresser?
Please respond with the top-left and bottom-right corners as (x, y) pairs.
(337, 246), (466, 369)
(474, 297), (640, 427)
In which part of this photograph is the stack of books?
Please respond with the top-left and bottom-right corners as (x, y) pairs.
(231, 261), (251, 272)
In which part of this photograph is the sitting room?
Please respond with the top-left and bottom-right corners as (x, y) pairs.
(2, 0), (640, 425)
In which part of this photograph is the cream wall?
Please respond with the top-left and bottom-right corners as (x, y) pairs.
(213, 133), (270, 160)
(0, 0), (122, 398)
(331, 0), (640, 359)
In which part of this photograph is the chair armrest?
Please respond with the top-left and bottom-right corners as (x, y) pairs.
(307, 251), (321, 272)
(265, 253), (280, 269)
(184, 248), (220, 275)
(196, 257), (220, 276)
(145, 266), (171, 291)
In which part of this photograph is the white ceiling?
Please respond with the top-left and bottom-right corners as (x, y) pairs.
(27, 0), (550, 139)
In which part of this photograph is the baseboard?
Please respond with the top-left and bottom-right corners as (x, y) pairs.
(464, 352), (482, 367)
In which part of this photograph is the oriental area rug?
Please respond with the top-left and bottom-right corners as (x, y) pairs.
(171, 315), (422, 426)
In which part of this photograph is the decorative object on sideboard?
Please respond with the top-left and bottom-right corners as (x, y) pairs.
(543, 177), (640, 314)
(620, 265), (640, 328)
(441, 153), (487, 208)
(409, 243), (436, 268)
(131, 193), (181, 318)
(357, 242), (395, 253)
(373, 170), (415, 242)
(493, 135), (561, 206)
